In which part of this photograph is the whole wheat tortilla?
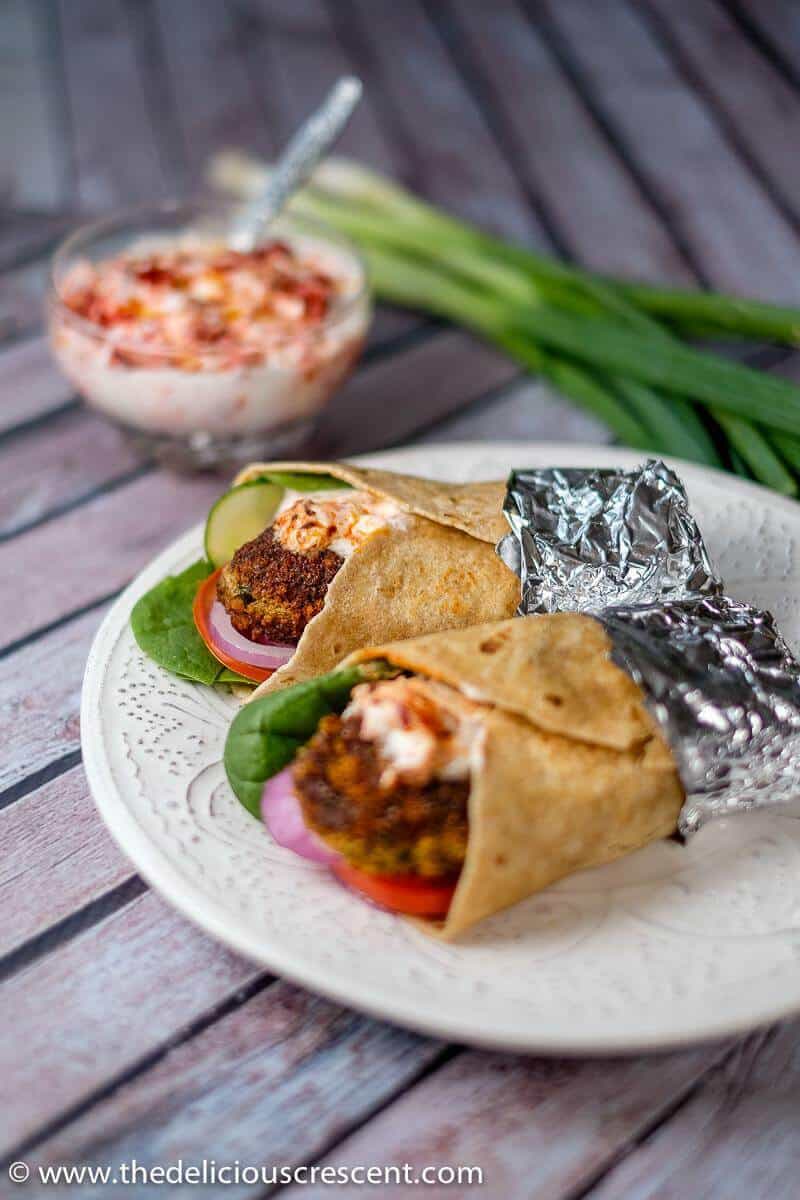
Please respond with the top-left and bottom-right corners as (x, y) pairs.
(345, 614), (683, 938)
(236, 462), (519, 697)
(234, 460), (508, 544)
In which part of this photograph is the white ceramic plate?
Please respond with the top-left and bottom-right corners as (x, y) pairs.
(82, 442), (800, 1054)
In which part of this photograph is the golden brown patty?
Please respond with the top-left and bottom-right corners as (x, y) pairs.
(293, 713), (469, 877)
(217, 529), (342, 644)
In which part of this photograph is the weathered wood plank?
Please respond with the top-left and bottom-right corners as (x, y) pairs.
(0, 260), (55, 347)
(0, 607), (100, 797)
(644, 0), (800, 229)
(0, 0), (66, 207)
(343, 0), (547, 243)
(241, 0), (400, 173)
(0, 765), (131, 958)
(449, 0), (694, 282)
(0, 406), (142, 539)
(0, 470), (220, 651)
(313, 329), (519, 457)
(586, 1026), (800, 1200)
(0, 215), (78, 350)
(408, 373), (612, 448)
(449, 0), (800, 418)
(0, 336), (74, 434)
(26, 979), (441, 1193)
(0, 889), (260, 1155)
(58, 0), (171, 206)
(447, 0), (800, 463)
(538, 0), (800, 299)
(158, 0), (394, 186)
(157, 0), (417, 348)
(286, 1040), (733, 1200)
(240, 0), (422, 345)
(731, 0), (800, 80)
(768, 351), (800, 384)
(0, 209), (75, 273)
(154, 0), (270, 191)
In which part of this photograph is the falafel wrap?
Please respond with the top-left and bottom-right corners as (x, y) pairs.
(224, 612), (684, 938)
(226, 461), (520, 695)
(130, 460), (520, 694)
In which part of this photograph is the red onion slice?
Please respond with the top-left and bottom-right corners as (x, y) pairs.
(208, 599), (295, 670)
(261, 768), (341, 865)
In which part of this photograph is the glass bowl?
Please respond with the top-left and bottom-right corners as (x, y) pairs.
(47, 200), (371, 471)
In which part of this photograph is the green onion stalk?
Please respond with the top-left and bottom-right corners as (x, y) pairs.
(364, 244), (800, 482)
(211, 152), (800, 494)
(303, 157), (800, 347)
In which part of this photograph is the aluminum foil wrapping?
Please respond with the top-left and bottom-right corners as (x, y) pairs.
(498, 460), (800, 834)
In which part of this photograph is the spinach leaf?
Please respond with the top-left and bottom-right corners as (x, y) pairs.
(216, 668), (256, 687)
(131, 559), (244, 687)
(257, 471), (351, 493)
(224, 662), (395, 817)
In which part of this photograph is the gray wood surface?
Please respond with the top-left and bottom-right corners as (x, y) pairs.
(539, 0), (800, 297)
(2, 2), (799, 1195)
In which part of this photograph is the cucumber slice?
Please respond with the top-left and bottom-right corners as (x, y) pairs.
(204, 479), (284, 568)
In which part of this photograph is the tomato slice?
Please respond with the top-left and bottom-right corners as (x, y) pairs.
(193, 567), (274, 684)
(333, 861), (457, 918)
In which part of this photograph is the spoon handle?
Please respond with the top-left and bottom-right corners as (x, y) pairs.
(238, 76), (363, 245)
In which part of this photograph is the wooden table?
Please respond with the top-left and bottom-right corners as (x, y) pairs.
(2, 2), (800, 1194)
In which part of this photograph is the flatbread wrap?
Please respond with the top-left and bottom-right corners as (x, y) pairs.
(228, 461), (520, 696)
(224, 613), (684, 938)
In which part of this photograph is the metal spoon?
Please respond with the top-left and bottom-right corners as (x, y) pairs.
(230, 75), (363, 249)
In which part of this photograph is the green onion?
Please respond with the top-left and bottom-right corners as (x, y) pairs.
(767, 431), (800, 475)
(210, 152), (800, 493)
(506, 305), (800, 435)
(541, 267), (723, 467)
(728, 446), (752, 480)
(362, 245), (652, 446)
(608, 281), (800, 346)
(613, 379), (721, 466)
(558, 272), (777, 484)
(300, 182), (800, 433)
(713, 414), (797, 495)
(301, 159), (800, 346)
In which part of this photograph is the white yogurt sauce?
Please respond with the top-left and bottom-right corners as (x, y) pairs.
(272, 489), (409, 559)
(49, 234), (369, 437)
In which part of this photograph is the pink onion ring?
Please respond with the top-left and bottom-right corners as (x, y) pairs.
(261, 768), (341, 865)
(208, 599), (295, 670)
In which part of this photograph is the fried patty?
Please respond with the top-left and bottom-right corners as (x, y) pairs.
(293, 713), (469, 877)
(217, 529), (342, 644)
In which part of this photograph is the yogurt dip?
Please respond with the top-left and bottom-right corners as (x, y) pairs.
(49, 228), (369, 438)
(271, 489), (407, 558)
